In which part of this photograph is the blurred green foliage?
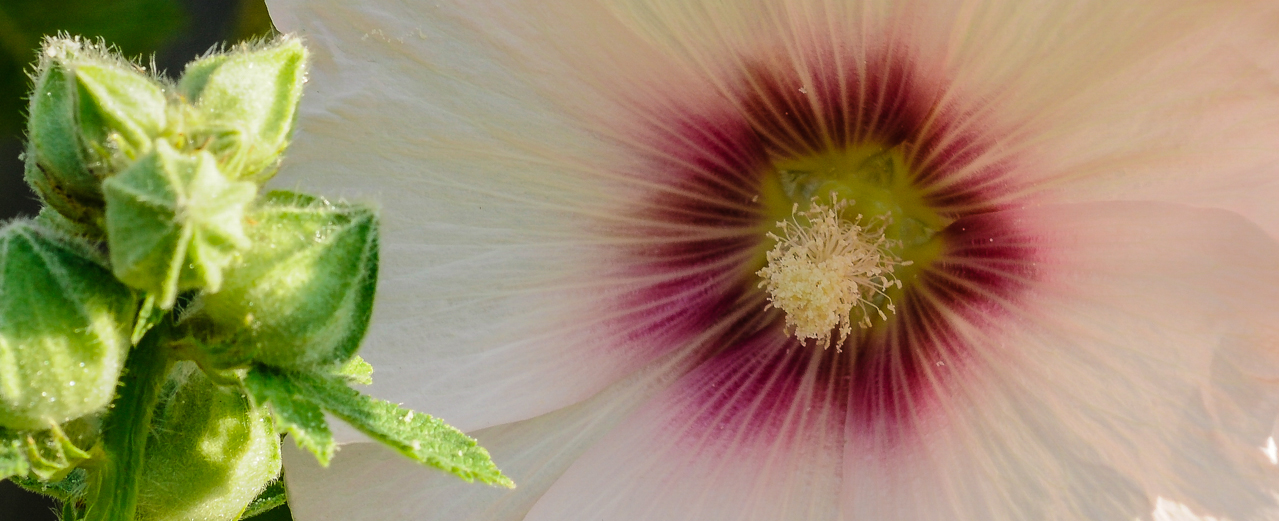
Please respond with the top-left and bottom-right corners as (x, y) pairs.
(231, 0), (275, 44)
(0, 0), (184, 138)
(0, 0), (276, 140)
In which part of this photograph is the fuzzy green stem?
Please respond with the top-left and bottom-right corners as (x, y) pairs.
(62, 497), (81, 521)
(82, 324), (173, 521)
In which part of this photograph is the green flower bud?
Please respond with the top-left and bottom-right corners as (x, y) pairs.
(25, 61), (98, 228)
(135, 362), (281, 521)
(25, 37), (168, 230)
(197, 191), (378, 369)
(178, 36), (308, 184)
(103, 139), (257, 309)
(0, 221), (135, 431)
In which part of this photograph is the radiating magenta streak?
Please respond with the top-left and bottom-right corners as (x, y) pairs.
(611, 48), (1040, 449)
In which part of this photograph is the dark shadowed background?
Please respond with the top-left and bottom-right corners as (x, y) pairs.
(0, 0), (294, 519)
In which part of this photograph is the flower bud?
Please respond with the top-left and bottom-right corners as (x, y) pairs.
(25, 37), (168, 230)
(178, 36), (308, 184)
(135, 362), (281, 521)
(197, 191), (378, 369)
(103, 139), (257, 309)
(24, 61), (98, 228)
(0, 221), (135, 432)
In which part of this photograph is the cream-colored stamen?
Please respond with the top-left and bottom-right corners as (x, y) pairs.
(756, 198), (902, 350)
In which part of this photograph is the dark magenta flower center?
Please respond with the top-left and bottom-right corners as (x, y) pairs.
(620, 50), (1038, 442)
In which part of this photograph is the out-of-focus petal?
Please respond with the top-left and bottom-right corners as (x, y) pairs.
(1154, 498), (1232, 521)
(521, 202), (1279, 521)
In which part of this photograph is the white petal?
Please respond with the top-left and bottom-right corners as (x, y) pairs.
(1153, 497), (1228, 521)
(263, 0), (1279, 516)
(265, 0), (1279, 431)
(924, 0), (1279, 236)
(283, 351), (696, 520)
(522, 202), (1279, 521)
(525, 329), (846, 521)
(605, 0), (1279, 235)
(264, 0), (722, 431)
(838, 201), (1279, 520)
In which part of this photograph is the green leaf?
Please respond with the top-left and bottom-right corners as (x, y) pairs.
(102, 139), (256, 308)
(238, 478), (287, 520)
(63, 497), (82, 521)
(242, 368), (334, 466)
(278, 367), (513, 488)
(24, 37), (170, 233)
(73, 59), (166, 163)
(24, 52), (99, 226)
(34, 206), (102, 240)
(26, 53), (91, 187)
(130, 293), (161, 345)
(331, 355), (373, 386)
(24, 424), (90, 481)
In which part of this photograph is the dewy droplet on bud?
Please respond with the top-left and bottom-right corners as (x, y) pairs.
(0, 221), (135, 431)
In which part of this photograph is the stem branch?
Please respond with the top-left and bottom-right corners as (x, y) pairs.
(83, 324), (172, 521)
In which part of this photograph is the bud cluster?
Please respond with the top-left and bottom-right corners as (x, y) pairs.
(5, 34), (509, 521)
(4, 35), (378, 520)
(25, 35), (309, 308)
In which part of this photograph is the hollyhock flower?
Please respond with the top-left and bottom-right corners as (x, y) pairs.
(264, 0), (1279, 519)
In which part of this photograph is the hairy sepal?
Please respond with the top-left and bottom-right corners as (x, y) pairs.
(102, 140), (256, 309)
